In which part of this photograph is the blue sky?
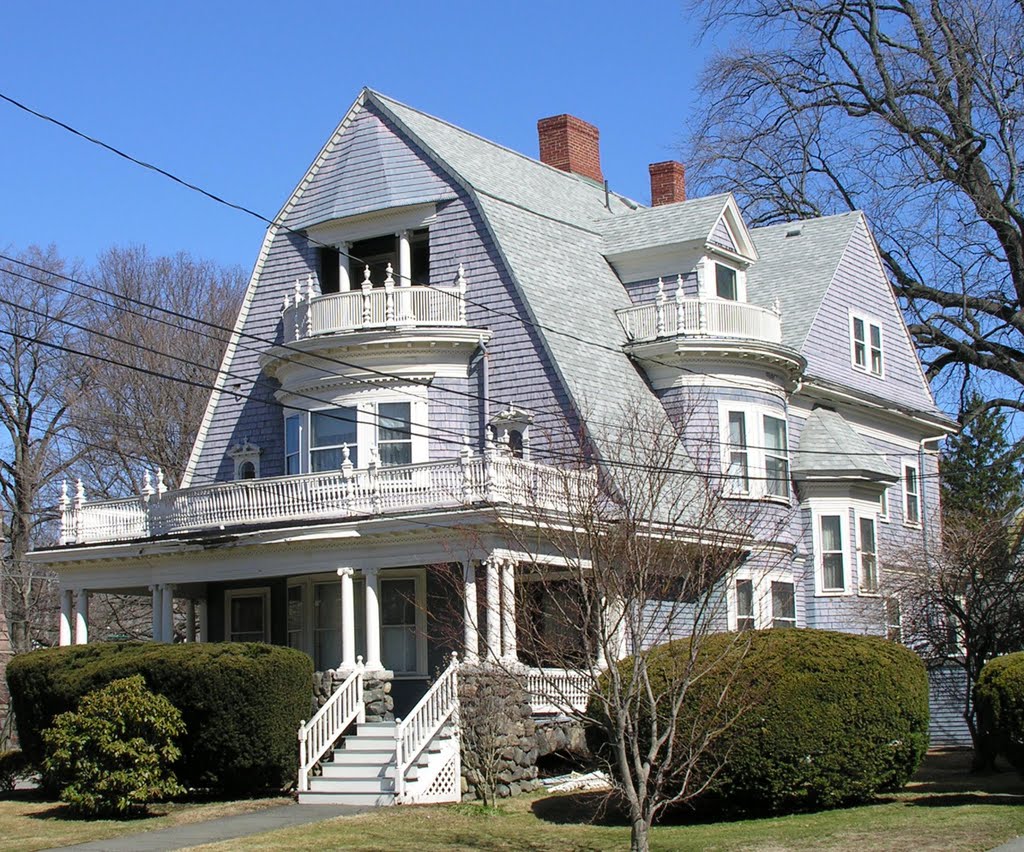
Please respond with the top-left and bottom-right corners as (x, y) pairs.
(0, 1), (721, 273)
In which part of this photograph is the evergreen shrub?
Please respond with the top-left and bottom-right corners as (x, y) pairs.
(976, 652), (1024, 771)
(8, 642), (312, 793)
(43, 675), (184, 817)
(589, 629), (929, 815)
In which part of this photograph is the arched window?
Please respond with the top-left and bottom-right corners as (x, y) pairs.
(507, 429), (524, 459)
(239, 461), (257, 480)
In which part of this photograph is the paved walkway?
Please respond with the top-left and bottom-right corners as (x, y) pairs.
(47, 801), (364, 852)
(991, 839), (1024, 852)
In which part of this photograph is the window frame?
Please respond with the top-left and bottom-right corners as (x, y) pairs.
(728, 568), (798, 630)
(878, 487), (890, 522)
(849, 312), (884, 378)
(770, 580), (797, 629)
(719, 402), (791, 503)
(903, 460), (921, 528)
(856, 512), (880, 595)
(812, 508), (851, 595)
(224, 587), (271, 643)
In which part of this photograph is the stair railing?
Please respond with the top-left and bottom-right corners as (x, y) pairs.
(297, 659), (365, 792)
(394, 653), (460, 803)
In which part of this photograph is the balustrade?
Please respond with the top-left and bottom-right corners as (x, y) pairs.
(60, 451), (598, 546)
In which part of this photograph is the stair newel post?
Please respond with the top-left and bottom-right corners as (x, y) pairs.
(655, 277), (666, 336)
(297, 720), (308, 793)
(356, 655), (366, 724)
(394, 717), (405, 803)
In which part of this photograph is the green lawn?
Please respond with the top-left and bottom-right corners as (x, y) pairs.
(187, 751), (1024, 852)
(0, 795), (286, 852)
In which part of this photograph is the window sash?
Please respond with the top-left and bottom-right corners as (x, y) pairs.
(869, 324), (883, 374)
(735, 579), (754, 630)
(377, 402), (412, 467)
(228, 592), (267, 643)
(820, 515), (845, 591)
(763, 415), (789, 498)
(904, 466), (920, 524)
(715, 264), (738, 300)
(771, 581), (796, 628)
(285, 415), (301, 475)
(853, 317), (867, 367)
(859, 517), (879, 593)
(727, 411), (750, 492)
(381, 578), (418, 673)
(311, 407), (358, 471)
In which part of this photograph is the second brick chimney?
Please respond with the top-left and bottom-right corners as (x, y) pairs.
(649, 161), (686, 206)
(537, 114), (603, 184)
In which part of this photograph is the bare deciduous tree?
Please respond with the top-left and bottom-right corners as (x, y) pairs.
(690, 0), (1024, 419)
(459, 403), (790, 851)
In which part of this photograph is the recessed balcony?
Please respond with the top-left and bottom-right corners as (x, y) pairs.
(282, 265), (467, 344)
(59, 452), (597, 546)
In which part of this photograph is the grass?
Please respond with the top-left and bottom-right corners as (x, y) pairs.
(0, 792), (286, 852)
(185, 750), (1024, 852)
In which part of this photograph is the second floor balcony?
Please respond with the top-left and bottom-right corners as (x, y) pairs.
(282, 264), (468, 344)
(616, 280), (782, 346)
(59, 450), (597, 546)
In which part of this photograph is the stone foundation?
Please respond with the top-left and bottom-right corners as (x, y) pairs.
(312, 668), (394, 722)
(458, 665), (539, 802)
(534, 715), (589, 761)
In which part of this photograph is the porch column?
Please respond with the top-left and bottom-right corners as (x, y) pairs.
(185, 599), (196, 643)
(161, 583), (174, 644)
(58, 589), (73, 647)
(74, 589), (89, 645)
(398, 230), (412, 287)
(338, 567), (356, 668)
(462, 559), (479, 664)
(150, 585), (161, 641)
(500, 558), (517, 664)
(197, 599), (208, 642)
(485, 555), (501, 661)
(363, 567), (382, 670)
(338, 242), (351, 292)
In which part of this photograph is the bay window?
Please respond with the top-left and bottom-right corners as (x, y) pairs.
(311, 407), (358, 471)
(763, 415), (789, 498)
(377, 403), (412, 466)
(730, 571), (798, 630)
(285, 415), (301, 475)
(720, 403), (790, 501)
(771, 581), (796, 628)
(858, 516), (879, 593)
(726, 411), (750, 493)
(819, 514), (846, 592)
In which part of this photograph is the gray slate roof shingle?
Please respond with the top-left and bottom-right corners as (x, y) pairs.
(792, 408), (899, 481)
(600, 194), (734, 256)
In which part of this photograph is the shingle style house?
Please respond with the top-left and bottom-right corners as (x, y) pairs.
(36, 89), (959, 803)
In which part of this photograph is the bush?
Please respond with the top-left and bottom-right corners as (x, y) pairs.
(0, 750), (26, 793)
(8, 642), (313, 794)
(43, 676), (184, 817)
(976, 652), (1024, 771)
(590, 629), (929, 815)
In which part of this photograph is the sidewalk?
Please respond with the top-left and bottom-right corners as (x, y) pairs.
(47, 801), (364, 852)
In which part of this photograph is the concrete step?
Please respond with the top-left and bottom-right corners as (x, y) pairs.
(298, 789), (395, 807)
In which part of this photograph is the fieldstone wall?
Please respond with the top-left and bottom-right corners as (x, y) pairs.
(534, 715), (589, 760)
(312, 668), (395, 722)
(458, 665), (539, 802)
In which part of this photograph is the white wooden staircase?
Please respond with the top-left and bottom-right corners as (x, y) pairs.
(297, 655), (461, 806)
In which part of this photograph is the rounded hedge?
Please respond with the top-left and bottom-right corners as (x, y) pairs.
(590, 629), (929, 815)
(7, 642), (313, 794)
(976, 652), (1024, 771)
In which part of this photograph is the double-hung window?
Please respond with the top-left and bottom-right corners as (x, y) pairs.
(285, 415), (301, 475)
(763, 415), (789, 499)
(735, 579), (754, 630)
(858, 516), (879, 593)
(771, 581), (796, 628)
(903, 462), (921, 526)
(377, 402), (412, 466)
(310, 407), (358, 471)
(851, 314), (883, 376)
(726, 412), (750, 493)
(819, 514), (846, 592)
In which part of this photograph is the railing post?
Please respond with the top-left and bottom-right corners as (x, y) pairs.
(341, 444), (354, 510)
(697, 296), (708, 334)
(655, 278), (666, 336)
(384, 264), (396, 323)
(394, 717), (405, 803)
(305, 275), (316, 338)
(361, 266), (372, 326)
(293, 279), (303, 341)
(457, 263), (467, 325)
(356, 656), (366, 724)
(74, 479), (86, 544)
(297, 721), (308, 793)
(59, 480), (71, 545)
(675, 274), (685, 333)
(368, 447), (381, 514)
(459, 437), (474, 503)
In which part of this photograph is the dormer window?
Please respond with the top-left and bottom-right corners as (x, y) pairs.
(228, 439), (262, 481)
(716, 263), (738, 300)
(490, 407), (534, 460)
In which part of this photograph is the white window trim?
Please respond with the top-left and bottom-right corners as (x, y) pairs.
(902, 459), (922, 528)
(284, 389), (429, 475)
(727, 566), (797, 631)
(810, 505), (852, 596)
(849, 311), (884, 378)
(855, 511), (881, 596)
(224, 587), (271, 643)
(699, 257), (747, 302)
(718, 401), (790, 503)
(878, 486), (890, 522)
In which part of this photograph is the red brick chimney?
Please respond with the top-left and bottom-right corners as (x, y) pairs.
(537, 114), (603, 183)
(649, 161), (686, 206)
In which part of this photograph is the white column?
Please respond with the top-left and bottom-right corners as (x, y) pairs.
(161, 583), (174, 644)
(150, 585), (161, 642)
(363, 567), (382, 670)
(338, 567), (356, 668)
(398, 230), (412, 287)
(485, 555), (501, 662)
(186, 599), (196, 643)
(463, 560), (479, 664)
(608, 596), (627, 661)
(58, 589), (73, 647)
(197, 599), (208, 642)
(338, 242), (351, 292)
(74, 589), (88, 645)
(501, 558), (517, 664)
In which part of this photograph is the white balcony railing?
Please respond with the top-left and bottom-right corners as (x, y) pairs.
(616, 279), (782, 345)
(282, 264), (467, 343)
(59, 451), (598, 546)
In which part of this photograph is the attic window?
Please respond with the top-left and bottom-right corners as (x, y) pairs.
(851, 313), (883, 377)
(715, 264), (738, 300)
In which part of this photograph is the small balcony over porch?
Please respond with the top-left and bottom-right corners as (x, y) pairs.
(59, 450), (598, 546)
(282, 263), (468, 344)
